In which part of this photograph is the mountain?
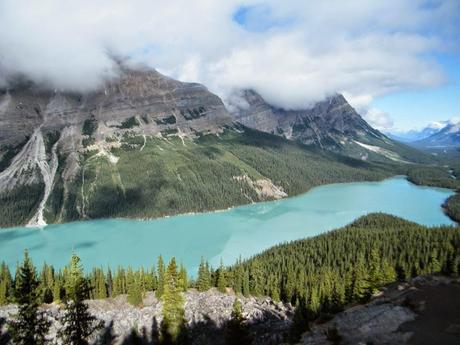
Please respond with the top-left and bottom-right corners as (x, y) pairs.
(0, 66), (429, 228)
(229, 89), (432, 164)
(413, 122), (460, 150)
(231, 90), (383, 147)
(386, 122), (447, 143)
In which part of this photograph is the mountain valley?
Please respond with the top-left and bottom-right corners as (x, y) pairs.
(0, 66), (439, 228)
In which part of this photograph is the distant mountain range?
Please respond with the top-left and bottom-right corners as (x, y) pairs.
(412, 122), (460, 150)
(386, 122), (447, 143)
(0, 64), (432, 227)
(387, 119), (460, 151)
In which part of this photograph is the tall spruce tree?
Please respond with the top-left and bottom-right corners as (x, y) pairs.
(156, 256), (166, 298)
(127, 277), (143, 306)
(8, 250), (51, 345)
(242, 270), (250, 297)
(217, 260), (227, 293)
(161, 258), (186, 344)
(0, 263), (12, 305)
(351, 253), (371, 302)
(178, 264), (188, 292)
(368, 248), (383, 292)
(197, 258), (211, 292)
(58, 253), (102, 345)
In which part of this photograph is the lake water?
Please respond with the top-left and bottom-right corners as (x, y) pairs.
(0, 177), (455, 274)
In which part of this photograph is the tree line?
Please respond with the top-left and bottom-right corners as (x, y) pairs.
(0, 252), (249, 345)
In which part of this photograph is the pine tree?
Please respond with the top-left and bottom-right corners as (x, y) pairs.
(0, 263), (12, 305)
(308, 286), (321, 316)
(39, 264), (54, 304)
(351, 254), (371, 302)
(161, 258), (186, 344)
(381, 260), (397, 284)
(58, 253), (102, 345)
(368, 248), (383, 291)
(156, 256), (165, 298)
(112, 267), (126, 297)
(178, 264), (188, 292)
(217, 260), (227, 293)
(0, 279), (9, 305)
(242, 270), (250, 297)
(8, 250), (51, 345)
(127, 277), (143, 306)
(249, 260), (264, 296)
(197, 258), (211, 292)
(53, 276), (63, 303)
(106, 268), (113, 297)
(232, 260), (243, 295)
(93, 268), (107, 299)
(429, 250), (442, 273)
(225, 299), (251, 345)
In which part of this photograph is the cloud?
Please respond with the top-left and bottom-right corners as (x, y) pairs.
(0, 0), (459, 110)
(363, 108), (394, 131)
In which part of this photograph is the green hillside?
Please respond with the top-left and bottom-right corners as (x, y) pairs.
(41, 127), (397, 225)
(227, 213), (460, 318)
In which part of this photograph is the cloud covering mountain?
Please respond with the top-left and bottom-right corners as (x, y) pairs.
(1, 0), (459, 117)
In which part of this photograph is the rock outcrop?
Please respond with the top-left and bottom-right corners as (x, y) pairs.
(230, 90), (386, 148)
(0, 288), (293, 345)
(0, 66), (232, 149)
(298, 275), (460, 345)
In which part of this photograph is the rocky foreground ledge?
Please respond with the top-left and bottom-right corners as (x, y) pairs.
(298, 275), (460, 345)
(1, 276), (459, 345)
(0, 288), (294, 345)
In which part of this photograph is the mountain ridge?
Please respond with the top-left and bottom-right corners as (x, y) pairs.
(0, 66), (431, 227)
(413, 121), (460, 150)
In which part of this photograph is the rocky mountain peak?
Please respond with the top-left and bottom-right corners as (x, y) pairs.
(230, 89), (383, 148)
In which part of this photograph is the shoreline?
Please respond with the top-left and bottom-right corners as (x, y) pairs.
(2, 174), (456, 231)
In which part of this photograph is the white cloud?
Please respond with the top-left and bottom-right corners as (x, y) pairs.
(363, 108), (394, 131)
(0, 0), (459, 110)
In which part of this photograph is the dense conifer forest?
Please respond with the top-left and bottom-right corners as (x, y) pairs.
(406, 164), (460, 222)
(0, 183), (44, 228)
(37, 128), (400, 226)
(3, 125), (460, 227)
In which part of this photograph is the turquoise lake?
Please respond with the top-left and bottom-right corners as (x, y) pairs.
(0, 177), (456, 274)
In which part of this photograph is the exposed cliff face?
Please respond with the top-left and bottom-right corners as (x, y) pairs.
(0, 289), (294, 345)
(0, 67), (232, 148)
(230, 90), (385, 148)
(0, 66), (235, 226)
(227, 89), (435, 166)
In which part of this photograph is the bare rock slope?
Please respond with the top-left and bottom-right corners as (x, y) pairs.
(298, 275), (460, 345)
(0, 289), (293, 345)
(230, 89), (427, 163)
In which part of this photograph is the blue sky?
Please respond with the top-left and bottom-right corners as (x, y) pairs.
(373, 54), (460, 131)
